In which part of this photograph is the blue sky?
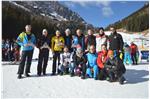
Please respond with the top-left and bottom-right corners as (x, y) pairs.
(60, 1), (148, 28)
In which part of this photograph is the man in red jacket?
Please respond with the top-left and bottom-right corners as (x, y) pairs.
(130, 42), (138, 65)
(97, 44), (108, 80)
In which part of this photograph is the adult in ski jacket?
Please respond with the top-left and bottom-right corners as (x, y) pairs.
(86, 45), (99, 80)
(37, 29), (50, 76)
(51, 30), (65, 75)
(16, 25), (36, 79)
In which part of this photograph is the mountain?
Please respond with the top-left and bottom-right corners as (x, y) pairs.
(105, 3), (149, 33)
(11, 1), (86, 22)
(2, 1), (93, 39)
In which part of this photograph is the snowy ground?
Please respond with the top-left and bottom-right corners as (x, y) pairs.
(2, 60), (149, 98)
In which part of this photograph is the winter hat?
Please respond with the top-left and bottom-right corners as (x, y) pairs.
(107, 50), (114, 57)
(76, 46), (82, 53)
(56, 30), (61, 34)
(99, 27), (104, 31)
(76, 44), (81, 49)
(65, 28), (71, 33)
(42, 29), (47, 33)
(76, 45), (83, 57)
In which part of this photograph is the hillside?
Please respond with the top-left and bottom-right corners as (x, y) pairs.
(105, 3), (149, 32)
(2, 1), (93, 39)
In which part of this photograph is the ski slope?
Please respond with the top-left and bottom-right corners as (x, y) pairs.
(2, 60), (149, 98)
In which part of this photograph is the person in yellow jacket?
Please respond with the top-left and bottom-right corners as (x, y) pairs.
(51, 30), (65, 75)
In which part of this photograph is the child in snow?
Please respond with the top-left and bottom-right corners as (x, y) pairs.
(71, 45), (87, 79)
(86, 45), (99, 80)
(97, 44), (108, 80)
(59, 46), (72, 75)
(105, 50), (126, 84)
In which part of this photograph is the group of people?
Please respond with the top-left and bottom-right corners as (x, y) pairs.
(15, 24), (139, 85)
(2, 38), (20, 63)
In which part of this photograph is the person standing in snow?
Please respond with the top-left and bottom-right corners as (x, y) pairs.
(16, 25), (36, 79)
(130, 42), (138, 65)
(64, 28), (73, 52)
(85, 29), (96, 52)
(51, 30), (65, 75)
(108, 27), (124, 58)
(96, 27), (109, 52)
(86, 45), (99, 80)
(123, 43), (132, 65)
(72, 29), (85, 52)
(37, 29), (50, 76)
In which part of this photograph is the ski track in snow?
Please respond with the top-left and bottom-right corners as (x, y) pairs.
(2, 60), (149, 98)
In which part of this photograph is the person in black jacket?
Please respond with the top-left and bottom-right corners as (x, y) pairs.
(105, 50), (126, 84)
(85, 29), (96, 52)
(64, 28), (73, 52)
(70, 45), (87, 79)
(108, 27), (124, 58)
(37, 29), (50, 76)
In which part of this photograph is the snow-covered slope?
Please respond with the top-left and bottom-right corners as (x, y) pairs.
(2, 61), (149, 98)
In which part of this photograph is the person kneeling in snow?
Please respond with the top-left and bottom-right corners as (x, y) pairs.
(105, 50), (126, 84)
(86, 45), (99, 80)
(97, 44), (108, 80)
(70, 45), (87, 79)
(59, 46), (72, 75)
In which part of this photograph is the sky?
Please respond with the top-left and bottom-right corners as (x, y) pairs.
(60, 1), (148, 28)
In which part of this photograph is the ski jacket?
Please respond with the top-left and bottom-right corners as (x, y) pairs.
(16, 32), (36, 51)
(51, 36), (65, 52)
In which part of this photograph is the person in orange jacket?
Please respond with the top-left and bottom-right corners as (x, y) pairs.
(97, 44), (108, 80)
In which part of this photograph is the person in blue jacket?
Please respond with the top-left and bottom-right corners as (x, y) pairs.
(16, 25), (36, 79)
(123, 43), (132, 65)
(72, 29), (85, 52)
(86, 45), (99, 80)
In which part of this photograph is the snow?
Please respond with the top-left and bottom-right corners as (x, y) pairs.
(40, 13), (46, 16)
(50, 12), (68, 21)
(2, 61), (149, 98)
(9, 1), (31, 12)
